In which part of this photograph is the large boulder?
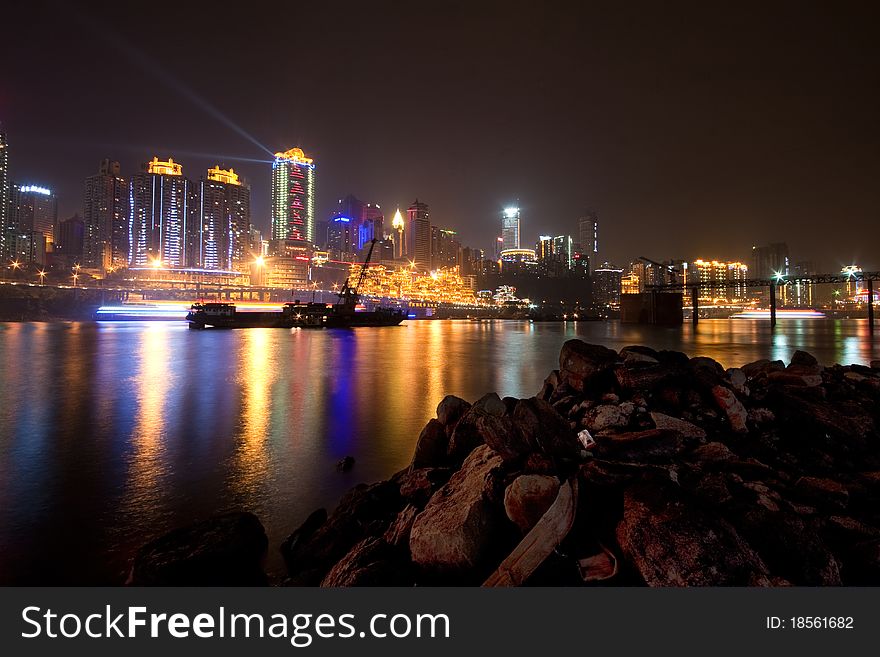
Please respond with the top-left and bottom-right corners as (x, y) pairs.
(616, 483), (773, 586)
(558, 340), (618, 392)
(650, 411), (707, 440)
(711, 385), (749, 433)
(503, 474), (560, 532)
(411, 419), (449, 468)
(436, 395), (472, 428)
(409, 445), (505, 577)
(320, 537), (411, 587)
(511, 397), (581, 460)
(447, 393), (507, 462)
(129, 512), (268, 586)
(595, 428), (684, 461)
(585, 404), (632, 433)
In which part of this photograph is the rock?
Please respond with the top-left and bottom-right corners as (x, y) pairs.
(383, 504), (420, 547)
(320, 537), (411, 587)
(411, 419), (448, 468)
(847, 539), (880, 584)
(690, 356), (726, 390)
(436, 395), (471, 427)
(282, 480), (401, 584)
(747, 407), (775, 425)
(336, 456), (355, 472)
(585, 404), (632, 432)
(476, 413), (526, 461)
(409, 445), (505, 577)
(280, 508), (327, 564)
(614, 364), (673, 393)
(473, 392), (507, 417)
(794, 476), (849, 510)
(620, 346), (659, 366)
(726, 368), (748, 394)
(130, 512), (268, 586)
(537, 370), (559, 401)
(616, 483), (773, 586)
(790, 350), (819, 368)
(742, 359), (785, 378)
(523, 452), (557, 474)
(511, 397), (582, 460)
(871, 360), (880, 370)
(710, 385), (748, 433)
(772, 389), (875, 443)
(595, 429), (684, 461)
(735, 509), (841, 586)
(687, 441), (735, 466)
(558, 340), (618, 392)
(397, 467), (452, 507)
(649, 411), (707, 440)
(767, 370), (823, 387)
(503, 474), (560, 532)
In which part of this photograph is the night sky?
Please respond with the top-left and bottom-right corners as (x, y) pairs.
(3, 0), (878, 270)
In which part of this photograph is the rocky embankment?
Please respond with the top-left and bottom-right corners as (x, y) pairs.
(131, 340), (880, 586)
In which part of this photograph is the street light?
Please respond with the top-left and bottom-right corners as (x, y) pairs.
(11, 260), (21, 270)
(37, 270), (47, 284)
(72, 272), (79, 287)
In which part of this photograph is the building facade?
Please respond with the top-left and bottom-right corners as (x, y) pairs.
(406, 199), (431, 271)
(129, 157), (196, 267)
(577, 212), (598, 270)
(9, 184), (58, 265)
(199, 166), (251, 270)
(0, 129), (9, 260)
(501, 206), (520, 251)
(83, 159), (128, 271)
(271, 148), (315, 244)
(593, 262), (623, 308)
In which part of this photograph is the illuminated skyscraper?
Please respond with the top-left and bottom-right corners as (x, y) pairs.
(431, 226), (460, 270)
(83, 159), (128, 271)
(501, 206), (520, 250)
(199, 166), (251, 270)
(0, 129), (9, 260)
(9, 183), (58, 265)
(391, 208), (405, 258)
(536, 235), (573, 277)
(593, 262), (623, 308)
(272, 147), (315, 244)
(577, 212), (598, 270)
(406, 199), (431, 271)
(129, 157), (196, 267)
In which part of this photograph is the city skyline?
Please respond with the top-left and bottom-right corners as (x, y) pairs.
(2, 1), (878, 271)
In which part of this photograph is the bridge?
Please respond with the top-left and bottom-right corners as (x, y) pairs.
(645, 270), (879, 331)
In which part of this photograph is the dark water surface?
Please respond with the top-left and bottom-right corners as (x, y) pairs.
(1, 318), (877, 584)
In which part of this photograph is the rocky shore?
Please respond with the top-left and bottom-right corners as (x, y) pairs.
(131, 340), (880, 586)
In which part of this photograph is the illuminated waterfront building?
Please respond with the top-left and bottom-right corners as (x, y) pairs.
(692, 259), (749, 302)
(361, 203), (384, 248)
(54, 214), (84, 264)
(349, 261), (478, 305)
(0, 129), (9, 260)
(272, 148), (315, 244)
(501, 206), (520, 250)
(841, 265), (863, 299)
(536, 235), (573, 277)
(577, 212), (599, 270)
(621, 273), (640, 295)
(199, 166), (251, 270)
(391, 208), (405, 258)
(84, 159), (128, 271)
(129, 157), (197, 267)
(752, 242), (790, 279)
(9, 183), (58, 265)
(593, 262), (623, 308)
(406, 199), (431, 271)
(327, 213), (359, 260)
(265, 239), (311, 289)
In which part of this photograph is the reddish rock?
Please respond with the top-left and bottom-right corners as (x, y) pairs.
(767, 370), (823, 387)
(503, 474), (560, 532)
(687, 441), (735, 466)
(320, 537), (411, 587)
(585, 404), (631, 432)
(511, 397), (581, 460)
(616, 483), (773, 586)
(795, 476), (849, 510)
(383, 504), (420, 547)
(650, 411), (707, 440)
(710, 385), (748, 433)
(409, 445), (505, 576)
(411, 419), (449, 468)
(397, 467), (452, 507)
(558, 340), (618, 392)
(595, 428), (684, 461)
(436, 395), (471, 428)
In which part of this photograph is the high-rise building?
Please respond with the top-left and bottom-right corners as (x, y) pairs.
(751, 243), (790, 279)
(83, 159), (128, 271)
(406, 199), (431, 271)
(55, 214), (84, 264)
(327, 213), (359, 260)
(199, 166), (251, 270)
(536, 235), (573, 277)
(577, 212), (599, 270)
(593, 262), (623, 309)
(9, 183), (58, 264)
(501, 206), (520, 250)
(0, 129), (9, 260)
(360, 203), (383, 249)
(272, 148), (316, 244)
(692, 259), (749, 302)
(431, 227), (460, 270)
(129, 157), (196, 267)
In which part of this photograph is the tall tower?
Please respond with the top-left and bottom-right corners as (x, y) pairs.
(199, 166), (251, 270)
(128, 157), (196, 267)
(84, 159), (128, 271)
(271, 147), (315, 244)
(406, 199), (431, 271)
(0, 128), (9, 260)
(578, 211), (598, 270)
(501, 206), (520, 250)
(391, 208), (405, 258)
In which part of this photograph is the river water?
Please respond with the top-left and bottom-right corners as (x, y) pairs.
(0, 318), (877, 584)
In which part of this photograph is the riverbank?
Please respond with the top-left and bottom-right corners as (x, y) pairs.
(130, 340), (880, 586)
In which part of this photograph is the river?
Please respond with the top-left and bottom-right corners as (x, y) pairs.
(0, 318), (877, 584)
